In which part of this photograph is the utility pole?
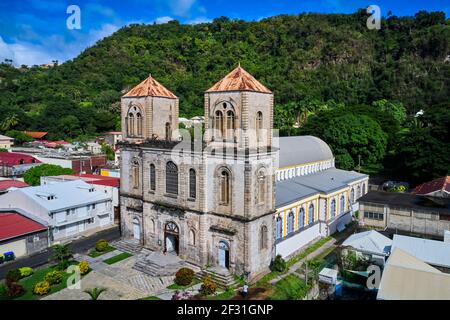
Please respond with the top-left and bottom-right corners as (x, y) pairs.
(357, 155), (361, 173)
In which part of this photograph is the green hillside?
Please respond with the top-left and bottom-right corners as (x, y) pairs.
(0, 10), (448, 183)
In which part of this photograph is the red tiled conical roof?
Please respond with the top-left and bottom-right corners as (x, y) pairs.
(206, 65), (272, 94)
(123, 75), (177, 99)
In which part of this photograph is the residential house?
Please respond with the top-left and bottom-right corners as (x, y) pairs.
(0, 208), (49, 259)
(412, 176), (450, 198)
(0, 152), (41, 177)
(341, 230), (392, 265)
(0, 135), (14, 150)
(0, 180), (113, 242)
(0, 180), (29, 195)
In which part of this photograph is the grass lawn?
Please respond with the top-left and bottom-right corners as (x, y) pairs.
(15, 262), (79, 300)
(88, 245), (116, 258)
(287, 236), (332, 268)
(103, 252), (132, 265)
(266, 274), (311, 300)
(167, 278), (201, 290)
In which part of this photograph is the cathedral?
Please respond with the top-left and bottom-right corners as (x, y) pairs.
(119, 65), (368, 281)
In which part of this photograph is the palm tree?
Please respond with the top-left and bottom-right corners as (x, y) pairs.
(84, 287), (107, 300)
(50, 244), (73, 269)
(0, 114), (19, 132)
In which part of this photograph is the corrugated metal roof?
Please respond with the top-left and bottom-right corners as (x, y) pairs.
(0, 152), (41, 166)
(412, 176), (450, 195)
(342, 230), (392, 256)
(277, 136), (334, 168)
(0, 212), (46, 241)
(275, 168), (367, 208)
(206, 65), (272, 94)
(123, 75), (177, 99)
(24, 131), (48, 139)
(377, 248), (450, 300)
(392, 234), (450, 268)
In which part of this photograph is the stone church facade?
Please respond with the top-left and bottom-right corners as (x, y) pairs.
(120, 66), (277, 280)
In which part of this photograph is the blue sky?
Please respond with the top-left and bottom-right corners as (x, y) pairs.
(1, 0), (449, 66)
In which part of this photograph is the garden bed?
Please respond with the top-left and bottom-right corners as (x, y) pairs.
(103, 252), (132, 265)
(88, 245), (116, 258)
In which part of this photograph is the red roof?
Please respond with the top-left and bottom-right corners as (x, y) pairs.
(123, 75), (177, 99)
(412, 176), (450, 195)
(24, 131), (48, 139)
(0, 212), (46, 241)
(0, 180), (29, 191)
(49, 173), (120, 188)
(206, 65), (272, 94)
(0, 152), (41, 166)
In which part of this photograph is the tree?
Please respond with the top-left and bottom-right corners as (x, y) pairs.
(4, 130), (33, 145)
(101, 143), (115, 161)
(50, 244), (73, 270)
(303, 114), (387, 170)
(372, 99), (407, 125)
(84, 287), (107, 300)
(23, 164), (74, 186)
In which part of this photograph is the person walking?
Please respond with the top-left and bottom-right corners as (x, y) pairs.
(242, 283), (249, 299)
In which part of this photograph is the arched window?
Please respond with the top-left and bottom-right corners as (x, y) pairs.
(214, 110), (224, 139)
(331, 199), (336, 218)
(165, 122), (171, 141)
(189, 169), (196, 199)
(275, 216), (283, 240)
(137, 113), (142, 136)
(350, 188), (355, 204)
(357, 185), (361, 199)
(166, 161), (178, 195)
(362, 183), (366, 196)
(257, 170), (266, 204)
(340, 195), (345, 214)
(149, 164), (156, 191)
(298, 207), (304, 229)
(260, 225), (268, 250)
(226, 110), (235, 140)
(132, 160), (140, 189)
(256, 111), (263, 142)
(219, 170), (230, 205)
(308, 203), (314, 225)
(127, 105), (143, 137)
(150, 219), (155, 233)
(189, 229), (196, 245)
(128, 113), (135, 136)
(288, 210), (295, 235)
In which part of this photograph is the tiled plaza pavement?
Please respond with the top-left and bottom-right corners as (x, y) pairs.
(43, 254), (175, 300)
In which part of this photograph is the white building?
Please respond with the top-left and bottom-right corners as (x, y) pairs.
(0, 135), (14, 150)
(0, 180), (113, 242)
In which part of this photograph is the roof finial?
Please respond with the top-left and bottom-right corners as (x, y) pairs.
(149, 73), (152, 78)
(238, 61), (241, 68)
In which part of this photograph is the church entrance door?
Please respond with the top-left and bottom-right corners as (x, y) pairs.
(218, 241), (230, 269)
(133, 218), (140, 241)
(164, 222), (179, 255)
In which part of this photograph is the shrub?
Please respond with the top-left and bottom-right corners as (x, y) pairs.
(19, 267), (33, 278)
(57, 260), (70, 271)
(44, 270), (62, 285)
(4, 251), (15, 261)
(95, 239), (109, 252)
(174, 268), (195, 286)
(0, 254), (4, 264)
(199, 277), (217, 296)
(6, 282), (24, 298)
(270, 255), (287, 273)
(79, 261), (90, 275)
(32, 281), (50, 296)
(6, 269), (21, 283)
(0, 282), (8, 297)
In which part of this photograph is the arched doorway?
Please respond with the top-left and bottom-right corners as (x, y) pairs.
(133, 218), (140, 241)
(218, 241), (230, 269)
(164, 222), (179, 255)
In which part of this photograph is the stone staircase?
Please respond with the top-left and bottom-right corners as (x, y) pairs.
(111, 239), (143, 254)
(200, 266), (239, 288)
(133, 251), (186, 277)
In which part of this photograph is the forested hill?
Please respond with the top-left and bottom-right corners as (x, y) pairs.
(0, 9), (449, 141)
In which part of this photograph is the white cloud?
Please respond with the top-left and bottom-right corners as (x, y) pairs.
(186, 17), (212, 25)
(0, 23), (120, 66)
(155, 16), (174, 24)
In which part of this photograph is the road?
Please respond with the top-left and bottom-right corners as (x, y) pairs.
(0, 226), (120, 279)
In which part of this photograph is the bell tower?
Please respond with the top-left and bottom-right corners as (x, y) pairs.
(204, 65), (273, 150)
(121, 74), (179, 142)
